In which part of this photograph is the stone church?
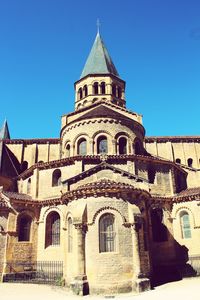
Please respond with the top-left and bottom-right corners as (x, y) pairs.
(0, 31), (200, 295)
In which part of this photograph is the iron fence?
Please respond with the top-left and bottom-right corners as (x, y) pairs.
(2, 261), (63, 285)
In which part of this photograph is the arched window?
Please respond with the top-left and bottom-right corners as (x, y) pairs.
(151, 208), (168, 242)
(118, 86), (122, 98)
(52, 169), (61, 187)
(66, 144), (70, 157)
(78, 88), (83, 100)
(83, 85), (88, 97)
(99, 214), (115, 252)
(18, 215), (32, 242)
(118, 137), (127, 154)
(93, 82), (99, 95)
(187, 158), (193, 167)
(176, 158), (181, 164)
(77, 138), (87, 155)
(180, 211), (191, 239)
(27, 178), (31, 194)
(68, 217), (73, 253)
(21, 161), (28, 172)
(45, 212), (60, 247)
(97, 136), (108, 154)
(112, 84), (116, 96)
(100, 82), (106, 94)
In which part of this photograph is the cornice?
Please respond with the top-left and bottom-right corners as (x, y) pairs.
(145, 136), (200, 143)
(16, 154), (187, 180)
(2, 138), (60, 145)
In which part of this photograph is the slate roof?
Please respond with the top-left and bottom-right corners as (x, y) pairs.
(4, 191), (33, 200)
(80, 32), (119, 79)
(177, 187), (200, 197)
(77, 179), (139, 190)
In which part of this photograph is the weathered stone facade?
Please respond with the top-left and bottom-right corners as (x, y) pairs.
(0, 32), (200, 295)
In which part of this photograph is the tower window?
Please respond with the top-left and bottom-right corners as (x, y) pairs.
(187, 158), (193, 167)
(99, 213), (115, 252)
(100, 82), (106, 94)
(97, 136), (108, 154)
(180, 211), (191, 239)
(83, 85), (88, 97)
(18, 215), (32, 242)
(118, 86), (122, 98)
(77, 138), (87, 156)
(78, 88), (83, 100)
(118, 137), (127, 154)
(66, 144), (70, 157)
(93, 82), (99, 95)
(45, 212), (60, 247)
(52, 169), (61, 187)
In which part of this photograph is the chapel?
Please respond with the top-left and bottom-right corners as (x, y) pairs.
(0, 31), (200, 295)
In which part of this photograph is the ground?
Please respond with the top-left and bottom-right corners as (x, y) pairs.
(0, 278), (200, 300)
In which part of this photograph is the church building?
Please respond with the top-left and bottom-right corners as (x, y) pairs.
(0, 31), (200, 295)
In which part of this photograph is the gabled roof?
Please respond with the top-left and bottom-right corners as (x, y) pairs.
(0, 120), (10, 140)
(63, 161), (148, 187)
(72, 104), (133, 124)
(80, 32), (119, 79)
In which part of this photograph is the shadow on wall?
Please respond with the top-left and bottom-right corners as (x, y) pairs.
(150, 209), (197, 287)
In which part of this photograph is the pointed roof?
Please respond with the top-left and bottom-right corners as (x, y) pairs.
(0, 120), (10, 139)
(80, 32), (119, 79)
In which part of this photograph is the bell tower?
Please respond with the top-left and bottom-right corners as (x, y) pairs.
(74, 32), (126, 110)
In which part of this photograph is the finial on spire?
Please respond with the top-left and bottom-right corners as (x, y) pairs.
(96, 18), (100, 34)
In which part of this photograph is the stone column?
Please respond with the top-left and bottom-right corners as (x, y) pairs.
(71, 223), (89, 296)
(131, 217), (150, 293)
(107, 83), (112, 95)
(112, 139), (116, 154)
(89, 139), (94, 155)
(131, 223), (141, 277)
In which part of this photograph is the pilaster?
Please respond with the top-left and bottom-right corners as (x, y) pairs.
(70, 223), (89, 296)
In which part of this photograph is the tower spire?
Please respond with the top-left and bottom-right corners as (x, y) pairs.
(80, 31), (119, 79)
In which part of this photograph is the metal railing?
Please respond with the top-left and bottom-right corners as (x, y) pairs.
(2, 261), (63, 285)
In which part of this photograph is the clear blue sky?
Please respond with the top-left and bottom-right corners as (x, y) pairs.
(0, 0), (200, 138)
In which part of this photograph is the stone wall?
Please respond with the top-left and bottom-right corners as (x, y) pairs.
(145, 139), (200, 188)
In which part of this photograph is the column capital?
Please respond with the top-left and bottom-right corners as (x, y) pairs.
(74, 223), (87, 233)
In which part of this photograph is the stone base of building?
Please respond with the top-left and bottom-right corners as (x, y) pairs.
(133, 277), (151, 293)
(87, 281), (133, 295)
(70, 275), (89, 296)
